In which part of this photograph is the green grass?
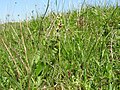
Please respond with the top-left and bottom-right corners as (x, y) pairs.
(0, 4), (120, 90)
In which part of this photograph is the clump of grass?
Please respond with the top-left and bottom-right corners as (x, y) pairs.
(0, 2), (120, 90)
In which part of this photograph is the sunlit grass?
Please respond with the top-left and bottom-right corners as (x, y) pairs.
(0, 2), (120, 90)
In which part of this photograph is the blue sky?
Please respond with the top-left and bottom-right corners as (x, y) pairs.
(0, 0), (119, 22)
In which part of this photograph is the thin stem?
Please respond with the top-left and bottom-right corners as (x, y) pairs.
(2, 39), (20, 80)
(20, 22), (30, 73)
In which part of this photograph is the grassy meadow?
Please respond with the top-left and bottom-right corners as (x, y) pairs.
(0, 2), (120, 90)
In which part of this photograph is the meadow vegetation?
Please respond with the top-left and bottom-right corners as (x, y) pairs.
(0, 2), (120, 90)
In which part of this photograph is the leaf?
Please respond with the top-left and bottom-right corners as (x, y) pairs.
(35, 62), (44, 76)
